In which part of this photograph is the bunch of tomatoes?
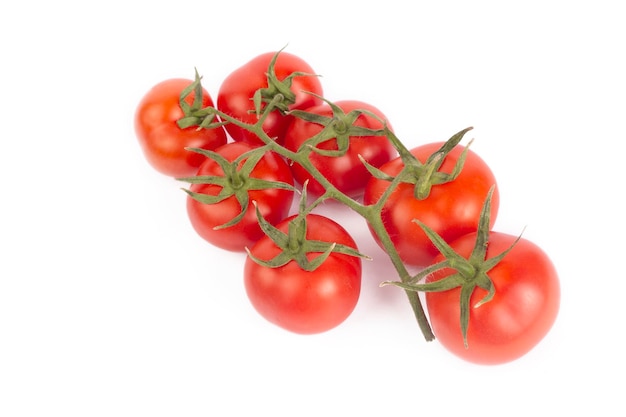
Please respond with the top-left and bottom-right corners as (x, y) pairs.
(133, 48), (560, 365)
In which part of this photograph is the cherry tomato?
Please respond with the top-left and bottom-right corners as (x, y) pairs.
(244, 214), (362, 334)
(363, 142), (499, 266)
(425, 231), (560, 365)
(284, 100), (397, 198)
(134, 78), (227, 177)
(217, 51), (324, 145)
(185, 142), (295, 252)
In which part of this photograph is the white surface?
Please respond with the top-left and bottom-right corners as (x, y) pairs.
(1, 1), (624, 415)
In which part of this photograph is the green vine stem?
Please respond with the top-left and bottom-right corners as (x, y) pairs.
(187, 93), (439, 341)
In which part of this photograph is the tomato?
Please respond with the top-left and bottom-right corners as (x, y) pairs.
(425, 231), (560, 365)
(134, 78), (227, 177)
(363, 141), (499, 266)
(284, 100), (397, 199)
(244, 214), (362, 334)
(185, 142), (295, 252)
(217, 51), (324, 146)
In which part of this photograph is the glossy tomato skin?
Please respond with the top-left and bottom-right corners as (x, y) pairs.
(244, 214), (362, 334)
(363, 142), (499, 266)
(186, 142), (294, 252)
(426, 232), (560, 365)
(284, 100), (397, 199)
(134, 78), (227, 177)
(217, 51), (324, 146)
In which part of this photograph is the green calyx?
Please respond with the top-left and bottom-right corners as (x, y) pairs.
(177, 145), (295, 230)
(176, 69), (227, 130)
(380, 186), (521, 347)
(252, 47), (320, 115)
(363, 126), (474, 200)
(288, 93), (387, 158)
(246, 185), (369, 271)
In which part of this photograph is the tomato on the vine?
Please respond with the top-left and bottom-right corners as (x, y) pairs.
(284, 100), (397, 199)
(134, 78), (227, 177)
(425, 231), (560, 365)
(382, 188), (560, 364)
(364, 135), (499, 266)
(183, 142), (295, 252)
(217, 50), (324, 146)
(244, 213), (362, 334)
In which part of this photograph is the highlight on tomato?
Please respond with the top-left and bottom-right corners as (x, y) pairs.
(217, 48), (324, 146)
(363, 127), (499, 266)
(383, 188), (560, 365)
(244, 196), (365, 334)
(180, 142), (295, 252)
(284, 99), (397, 199)
(134, 75), (227, 177)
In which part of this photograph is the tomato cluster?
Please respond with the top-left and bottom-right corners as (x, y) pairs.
(133, 48), (560, 365)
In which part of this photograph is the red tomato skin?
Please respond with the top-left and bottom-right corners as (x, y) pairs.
(284, 100), (397, 199)
(244, 214), (362, 334)
(217, 51), (324, 146)
(363, 142), (499, 266)
(134, 78), (227, 177)
(426, 232), (560, 365)
(186, 142), (294, 252)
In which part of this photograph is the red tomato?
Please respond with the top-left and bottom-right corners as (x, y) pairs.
(244, 214), (362, 334)
(186, 142), (295, 252)
(217, 51), (324, 145)
(134, 78), (227, 177)
(284, 100), (397, 199)
(363, 142), (499, 266)
(425, 231), (560, 365)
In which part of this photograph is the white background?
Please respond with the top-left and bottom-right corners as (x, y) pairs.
(1, 1), (624, 415)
